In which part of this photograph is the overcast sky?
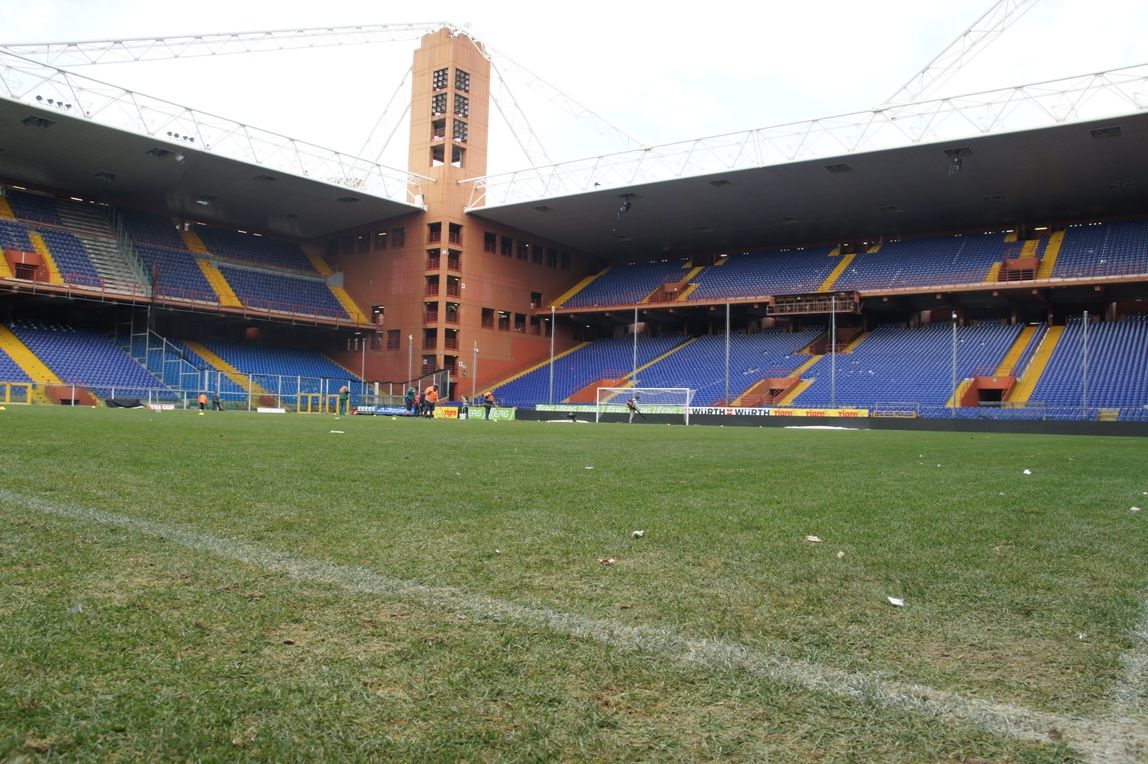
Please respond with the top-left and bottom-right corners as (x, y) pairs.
(3, 0), (1146, 176)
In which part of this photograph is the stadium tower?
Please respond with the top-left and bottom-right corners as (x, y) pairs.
(334, 28), (584, 397)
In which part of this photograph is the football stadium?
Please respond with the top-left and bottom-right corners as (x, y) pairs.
(1, 2), (1147, 761)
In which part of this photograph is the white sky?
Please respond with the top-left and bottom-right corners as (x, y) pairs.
(3, 0), (1147, 177)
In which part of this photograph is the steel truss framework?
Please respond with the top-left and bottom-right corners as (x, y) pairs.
(463, 63), (1148, 209)
(0, 46), (433, 204)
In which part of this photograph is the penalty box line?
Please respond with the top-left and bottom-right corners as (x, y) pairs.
(2, 487), (1143, 762)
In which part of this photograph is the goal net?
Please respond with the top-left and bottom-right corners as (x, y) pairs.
(594, 387), (695, 424)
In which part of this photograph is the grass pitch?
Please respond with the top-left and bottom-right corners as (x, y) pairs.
(1, 407), (1146, 762)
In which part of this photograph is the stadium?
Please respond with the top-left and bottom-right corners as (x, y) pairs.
(1, 3), (1147, 761)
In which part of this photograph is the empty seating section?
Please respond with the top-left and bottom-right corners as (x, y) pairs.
(39, 229), (103, 287)
(189, 340), (355, 404)
(120, 211), (215, 301)
(195, 226), (316, 273)
(687, 248), (837, 301)
(833, 234), (1004, 291)
(635, 330), (822, 405)
(0, 219), (34, 253)
(563, 260), (688, 308)
(791, 323), (1021, 410)
(9, 322), (170, 398)
(121, 211), (191, 250)
(497, 335), (683, 406)
(0, 346), (32, 382)
(5, 190), (63, 225)
(1053, 222), (1148, 279)
(136, 245), (217, 302)
(1028, 315), (1148, 419)
(219, 266), (348, 319)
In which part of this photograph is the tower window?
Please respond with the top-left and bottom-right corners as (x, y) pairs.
(432, 68), (449, 90)
(455, 69), (470, 92)
(431, 118), (446, 141)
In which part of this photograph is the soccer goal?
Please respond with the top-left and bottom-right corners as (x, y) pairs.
(595, 387), (695, 424)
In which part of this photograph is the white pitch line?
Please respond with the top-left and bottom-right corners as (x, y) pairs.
(2, 487), (1145, 761)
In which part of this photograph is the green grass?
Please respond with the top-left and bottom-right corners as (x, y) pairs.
(1, 406), (1145, 761)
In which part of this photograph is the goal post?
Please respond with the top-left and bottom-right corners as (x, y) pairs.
(594, 387), (695, 424)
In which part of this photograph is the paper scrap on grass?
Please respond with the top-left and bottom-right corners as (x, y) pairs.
(329, 430), (344, 434)
(836, 550), (846, 559)
(803, 535), (823, 543)
(1023, 469), (1032, 475)
(1132, 507), (1142, 513)
(887, 596), (905, 607)
(598, 558), (616, 565)
(631, 530), (644, 538)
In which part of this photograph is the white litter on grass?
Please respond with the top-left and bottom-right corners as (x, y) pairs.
(836, 550), (846, 559)
(887, 597), (905, 608)
(329, 430), (344, 434)
(598, 557), (616, 565)
(1023, 469), (1032, 475)
(1132, 507), (1142, 513)
(631, 530), (644, 538)
(584, 466), (594, 470)
(804, 535), (823, 543)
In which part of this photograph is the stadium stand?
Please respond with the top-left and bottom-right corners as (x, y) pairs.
(686, 248), (838, 301)
(217, 265), (349, 319)
(0, 345), (32, 383)
(8, 322), (172, 399)
(1027, 315), (1148, 420)
(562, 260), (690, 308)
(632, 329), (823, 406)
(0, 218), (34, 254)
(1051, 221), (1148, 280)
(790, 322), (1022, 410)
(831, 233), (1006, 291)
(496, 335), (684, 406)
(181, 339), (358, 407)
(195, 225), (317, 273)
(4, 189), (64, 225)
(38, 229), (103, 288)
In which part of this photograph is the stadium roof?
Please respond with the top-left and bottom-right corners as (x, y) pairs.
(0, 97), (422, 239)
(467, 109), (1148, 260)
(1, 98), (1145, 259)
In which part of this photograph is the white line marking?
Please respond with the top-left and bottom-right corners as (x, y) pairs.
(3, 488), (1145, 761)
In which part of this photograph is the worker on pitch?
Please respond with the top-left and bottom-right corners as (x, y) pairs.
(336, 385), (350, 417)
(627, 395), (646, 423)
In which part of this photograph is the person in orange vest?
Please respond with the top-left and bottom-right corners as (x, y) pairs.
(197, 392), (208, 414)
(483, 390), (495, 420)
(423, 385), (439, 417)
